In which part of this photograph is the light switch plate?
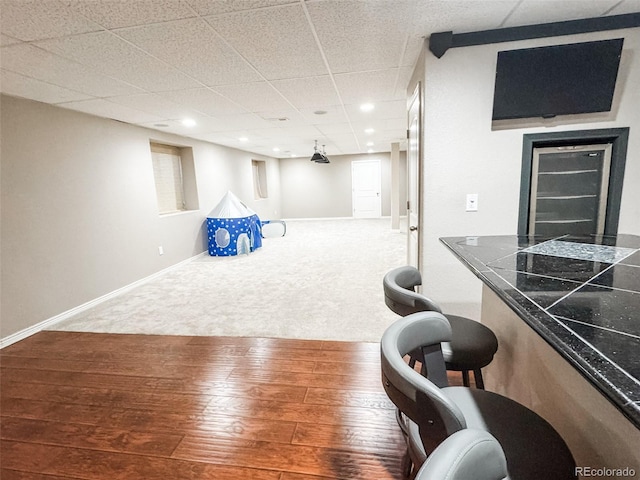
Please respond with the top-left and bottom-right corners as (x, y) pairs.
(466, 194), (478, 212)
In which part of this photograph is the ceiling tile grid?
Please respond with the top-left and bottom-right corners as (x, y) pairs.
(1, 0), (637, 158)
(0, 0), (102, 42)
(0, 68), (93, 104)
(64, 0), (198, 30)
(34, 31), (202, 92)
(114, 17), (263, 86)
(1, 42), (145, 98)
(203, 4), (328, 81)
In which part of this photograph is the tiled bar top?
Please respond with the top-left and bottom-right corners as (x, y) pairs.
(440, 234), (640, 429)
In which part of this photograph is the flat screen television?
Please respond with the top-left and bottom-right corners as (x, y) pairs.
(492, 38), (624, 121)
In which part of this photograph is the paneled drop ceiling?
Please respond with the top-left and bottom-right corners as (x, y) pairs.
(1, 0), (637, 158)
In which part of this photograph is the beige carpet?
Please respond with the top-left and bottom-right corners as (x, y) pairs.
(52, 218), (406, 342)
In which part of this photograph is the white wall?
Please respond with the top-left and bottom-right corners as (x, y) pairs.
(420, 28), (640, 319)
(279, 151), (394, 218)
(0, 95), (281, 339)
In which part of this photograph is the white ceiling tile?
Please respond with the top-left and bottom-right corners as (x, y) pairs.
(255, 108), (308, 124)
(505, 0), (620, 27)
(0, 0), (102, 41)
(137, 115), (233, 135)
(213, 82), (291, 113)
(107, 93), (204, 119)
(35, 31), (201, 92)
(187, 0), (298, 16)
(250, 125), (319, 142)
(198, 113), (274, 132)
(0, 33), (21, 46)
(271, 76), (341, 109)
(299, 106), (349, 125)
(344, 100), (406, 123)
(158, 88), (248, 116)
(204, 4), (328, 80)
(306, 0), (414, 73)
(609, 0), (640, 14)
(315, 122), (353, 135)
(334, 69), (403, 104)
(327, 134), (360, 153)
(66, 0), (196, 29)
(1, 43), (144, 97)
(402, 35), (426, 68)
(0, 69), (92, 104)
(1, 0), (624, 156)
(408, 1), (517, 34)
(57, 98), (163, 124)
(115, 18), (262, 86)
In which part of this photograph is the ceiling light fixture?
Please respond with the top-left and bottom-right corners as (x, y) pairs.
(238, 137), (248, 142)
(181, 118), (196, 127)
(310, 140), (330, 163)
(360, 103), (375, 112)
(364, 128), (374, 134)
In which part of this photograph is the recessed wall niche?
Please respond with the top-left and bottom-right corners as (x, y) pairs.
(517, 128), (629, 237)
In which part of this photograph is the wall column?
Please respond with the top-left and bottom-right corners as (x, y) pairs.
(390, 142), (401, 230)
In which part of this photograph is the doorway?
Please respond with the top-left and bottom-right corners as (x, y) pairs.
(351, 159), (381, 218)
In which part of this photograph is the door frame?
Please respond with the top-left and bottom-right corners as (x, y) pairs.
(406, 82), (423, 269)
(518, 128), (629, 236)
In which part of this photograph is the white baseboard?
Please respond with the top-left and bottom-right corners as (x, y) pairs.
(283, 216), (391, 221)
(0, 252), (207, 349)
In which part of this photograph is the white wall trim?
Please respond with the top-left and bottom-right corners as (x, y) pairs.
(0, 252), (207, 349)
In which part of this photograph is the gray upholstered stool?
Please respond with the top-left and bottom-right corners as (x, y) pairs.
(383, 265), (498, 388)
(414, 429), (508, 480)
(381, 312), (576, 480)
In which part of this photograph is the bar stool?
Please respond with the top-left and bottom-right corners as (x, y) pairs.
(381, 312), (576, 479)
(414, 429), (508, 480)
(383, 265), (498, 388)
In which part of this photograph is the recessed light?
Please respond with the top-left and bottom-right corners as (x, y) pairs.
(364, 128), (375, 134)
(181, 118), (196, 127)
(366, 141), (374, 146)
(360, 103), (375, 112)
(273, 147), (280, 152)
(238, 137), (248, 142)
(367, 149), (374, 153)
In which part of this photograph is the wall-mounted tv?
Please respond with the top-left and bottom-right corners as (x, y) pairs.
(492, 38), (624, 121)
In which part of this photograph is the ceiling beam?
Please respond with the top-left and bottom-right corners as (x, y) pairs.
(429, 12), (640, 58)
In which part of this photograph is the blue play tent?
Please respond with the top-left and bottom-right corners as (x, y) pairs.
(206, 191), (262, 256)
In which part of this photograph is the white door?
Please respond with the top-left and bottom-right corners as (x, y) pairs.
(352, 159), (381, 218)
(407, 84), (421, 268)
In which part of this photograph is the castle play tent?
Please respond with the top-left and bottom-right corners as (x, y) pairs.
(206, 191), (262, 256)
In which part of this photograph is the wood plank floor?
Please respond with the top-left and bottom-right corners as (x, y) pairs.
(0, 331), (464, 479)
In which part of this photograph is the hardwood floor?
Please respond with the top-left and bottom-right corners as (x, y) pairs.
(0, 331), (464, 479)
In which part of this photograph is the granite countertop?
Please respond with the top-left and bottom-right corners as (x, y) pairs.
(440, 234), (640, 429)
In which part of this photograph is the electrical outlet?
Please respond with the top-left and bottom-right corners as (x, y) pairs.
(466, 194), (478, 212)
(158, 246), (164, 255)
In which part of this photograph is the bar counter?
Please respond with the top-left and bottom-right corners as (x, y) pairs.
(440, 234), (640, 474)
